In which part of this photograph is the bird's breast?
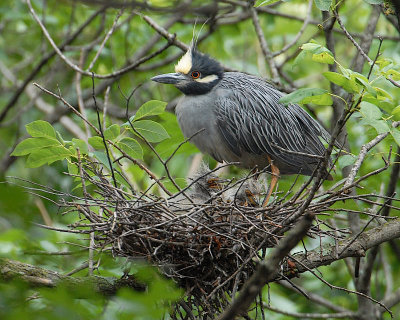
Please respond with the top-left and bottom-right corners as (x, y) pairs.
(175, 95), (236, 163)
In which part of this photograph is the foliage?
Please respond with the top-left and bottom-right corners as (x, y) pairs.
(1, 0), (400, 319)
(11, 99), (169, 170)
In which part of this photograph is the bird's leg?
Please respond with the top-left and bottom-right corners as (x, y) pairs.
(244, 189), (259, 207)
(262, 160), (280, 207)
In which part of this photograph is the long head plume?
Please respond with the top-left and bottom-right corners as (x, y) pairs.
(174, 20), (209, 74)
(192, 18), (209, 49)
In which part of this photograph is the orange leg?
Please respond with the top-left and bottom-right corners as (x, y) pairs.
(262, 159), (280, 207)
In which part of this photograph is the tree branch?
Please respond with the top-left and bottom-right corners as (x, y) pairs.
(344, 121), (400, 189)
(0, 258), (145, 296)
(333, 9), (373, 66)
(0, 4), (106, 123)
(290, 219), (400, 275)
(264, 305), (357, 319)
(27, 0), (175, 79)
(278, 280), (353, 313)
(249, 3), (280, 85)
(218, 213), (314, 320)
(350, 5), (380, 73)
(1, 218), (399, 315)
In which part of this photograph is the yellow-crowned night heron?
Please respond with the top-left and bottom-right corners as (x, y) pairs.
(152, 44), (333, 205)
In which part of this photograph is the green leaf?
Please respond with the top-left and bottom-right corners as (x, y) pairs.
(26, 146), (72, 168)
(387, 69), (400, 81)
(312, 51), (334, 64)
(104, 124), (120, 140)
(25, 120), (56, 138)
(363, 0), (383, 4)
(133, 100), (167, 121)
(117, 137), (143, 160)
(300, 42), (335, 65)
(338, 154), (356, 168)
(375, 87), (393, 100)
(93, 151), (113, 170)
(354, 75), (377, 97)
(360, 101), (382, 120)
(359, 101), (390, 134)
(254, 0), (281, 6)
(88, 136), (106, 149)
(56, 131), (65, 144)
(163, 178), (187, 193)
(301, 93), (333, 105)
(370, 120), (390, 134)
(71, 138), (89, 154)
(132, 120), (170, 143)
(337, 64), (351, 78)
(279, 88), (328, 105)
(314, 0), (332, 11)
(323, 71), (346, 83)
(363, 95), (394, 114)
(11, 137), (60, 156)
(292, 50), (307, 69)
(67, 162), (79, 175)
(375, 57), (392, 69)
(391, 129), (400, 146)
(392, 104), (400, 115)
(155, 112), (199, 157)
(323, 72), (360, 93)
(301, 42), (321, 52)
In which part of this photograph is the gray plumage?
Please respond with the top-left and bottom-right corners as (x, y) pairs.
(175, 72), (331, 176)
(152, 46), (333, 179)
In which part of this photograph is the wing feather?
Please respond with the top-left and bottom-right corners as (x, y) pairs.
(216, 73), (330, 169)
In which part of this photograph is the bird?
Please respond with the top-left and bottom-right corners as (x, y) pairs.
(170, 163), (261, 216)
(151, 44), (333, 206)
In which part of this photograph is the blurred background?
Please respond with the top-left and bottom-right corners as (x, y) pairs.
(0, 0), (399, 319)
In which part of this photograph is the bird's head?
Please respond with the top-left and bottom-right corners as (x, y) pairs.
(151, 44), (224, 95)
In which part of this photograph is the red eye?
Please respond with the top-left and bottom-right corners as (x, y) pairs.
(191, 71), (201, 79)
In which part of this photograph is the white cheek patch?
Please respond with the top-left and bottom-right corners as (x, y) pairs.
(175, 49), (192, 74)
(195, 74), (219, 83)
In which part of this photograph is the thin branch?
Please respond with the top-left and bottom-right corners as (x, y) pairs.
(33, 83), (101, 134)
(289, 219), (400, 275)
(382, 146), (400, 217)
(91, 75), (118, 190)
(249, 4), (280, 84)
(112, 143), (173, 196)
(264, 305), (357, 319)
(388, 78), (400, 88)
(87, 8), (124, 71)
(344, 121), (400, 189)
(218, 213), (314, 320)
(289, 253), (392, 316)
(27, 0), (174, 79)
(142, 15), (188, 52)
(351, 5), (380, 73)
(0, 4), (106, 123)
(278, 280), (352, 313)
(271, 0), (313, 58)
(333, 9), (373, 65)
(381, 288), (400, 311)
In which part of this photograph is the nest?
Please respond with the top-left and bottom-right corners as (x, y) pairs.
(45, 159), (351, 318)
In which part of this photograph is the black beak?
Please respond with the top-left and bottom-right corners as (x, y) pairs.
(151, 72), (186, 84)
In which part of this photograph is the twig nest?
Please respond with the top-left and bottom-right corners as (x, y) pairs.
(58, 162), (346, 315)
